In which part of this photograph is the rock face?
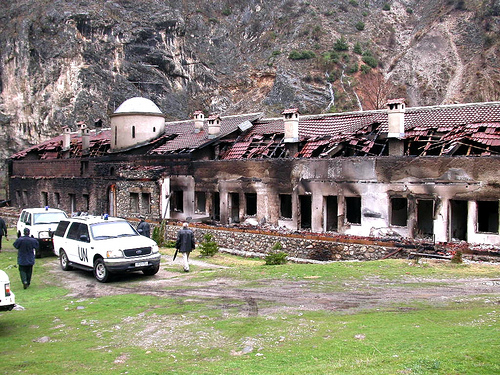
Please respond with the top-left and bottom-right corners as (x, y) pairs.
(1, 0), (500, 174)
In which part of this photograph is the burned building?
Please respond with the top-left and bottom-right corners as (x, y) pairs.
(7, 97), (500, 246)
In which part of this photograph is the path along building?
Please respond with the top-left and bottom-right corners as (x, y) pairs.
(7, 97), (500, 247)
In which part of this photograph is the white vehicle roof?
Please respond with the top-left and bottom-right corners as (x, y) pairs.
(63, 215), (127, 225)
(22, 207), (67, 214)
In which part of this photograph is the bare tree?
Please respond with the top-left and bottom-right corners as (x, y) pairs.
(357, 72), (394, 110)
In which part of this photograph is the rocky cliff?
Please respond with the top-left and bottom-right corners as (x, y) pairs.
(1, 0), (499, 173)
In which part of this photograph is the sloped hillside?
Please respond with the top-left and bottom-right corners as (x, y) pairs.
(0, 0), (499, 168)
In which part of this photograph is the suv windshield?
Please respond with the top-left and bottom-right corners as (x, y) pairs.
(90, 221), (138, 240)
(33, 212), (67, 225)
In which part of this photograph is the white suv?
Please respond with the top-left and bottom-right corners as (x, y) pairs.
(0, 270), (15, 311)
(17, 207), (68, 257)
(52, 215), (161, 282)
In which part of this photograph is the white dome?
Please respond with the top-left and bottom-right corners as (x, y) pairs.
(114, 97), (162, 114)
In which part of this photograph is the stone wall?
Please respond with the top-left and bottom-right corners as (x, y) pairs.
(165, 224), (396, 261)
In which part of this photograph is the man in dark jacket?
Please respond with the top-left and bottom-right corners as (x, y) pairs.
(0, 216), (7, 252)
(137, 216), (151, 238)
(175, 222), (195, 272)
(13, 228), (39, 289)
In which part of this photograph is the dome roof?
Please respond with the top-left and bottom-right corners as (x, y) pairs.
(114, 97), (162, 114)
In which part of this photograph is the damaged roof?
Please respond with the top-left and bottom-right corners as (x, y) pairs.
(10, 101), (500, 161)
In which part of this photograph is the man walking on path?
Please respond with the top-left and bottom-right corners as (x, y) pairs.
(13, 228), (39, 289)
(175, 222), (195, 272)
(0, 216), (7, 252)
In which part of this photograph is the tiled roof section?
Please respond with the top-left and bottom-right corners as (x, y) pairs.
(298, 111), (386, 137)
(10, 130), (111, 159)
(150, 113), (263, 154)
(404, 102), (500, 130)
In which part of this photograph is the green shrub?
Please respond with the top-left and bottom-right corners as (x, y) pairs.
(355, 21), (365, 31)
(288, 50), (316, 60)
(353, 42), (363, 55)
(451, 250), (463, 264)
(333, 36), (349, 51)
(265, 242), (287, 265)
(198, 233), (219, 257)
(152, 220), (166, 247)
(362, 54), (378, 68)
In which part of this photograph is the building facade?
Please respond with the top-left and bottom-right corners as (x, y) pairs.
(8, 97), (500, 246)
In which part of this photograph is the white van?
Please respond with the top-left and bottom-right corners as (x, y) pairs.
(52, 215), (161, 282)
(16, 207), (68, 257)
(0, 270), (15, 311)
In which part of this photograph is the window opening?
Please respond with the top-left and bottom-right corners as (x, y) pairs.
(477, 200), (499, 233)
(130, 192), (139, 213)
(416, 199), (434, 238)
(346, 197), (361, 224)
(280, 194), (293, 219)
(325, 196), (338, 231)
(171, 190), (184, 212)
(212, 192), (220, 221)
(245, 193), (257, 216)
(299, 195), (312, 229)
(391, 197), (408, 226)
(195, 192), (206, 213)
(41, 192), (49, 207)
(69, 193), (76, 214)
(450, 200), (468, 241)
(229, 193), (240, 223)
(141, 193), (151, 214)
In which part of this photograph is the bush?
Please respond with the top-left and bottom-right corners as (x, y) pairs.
(353, 42), (363, 55)
(333, 36), (349, 51)
(152, 220), (166, 247)
(451, 250), (463, 264)
(355, 21), (365, 31)
(198, 233), (219, 257)
(265, 242), (287, 265)
(362, 54), (378, 68)
(288, 50), (316, 60)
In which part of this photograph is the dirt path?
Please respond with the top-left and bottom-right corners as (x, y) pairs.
(46, 255), (500, 316)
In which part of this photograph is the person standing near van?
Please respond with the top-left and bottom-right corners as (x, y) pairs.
(175, 222), (195, 272)
(0, 216), (7, 252)
(13, 228), (39, 289)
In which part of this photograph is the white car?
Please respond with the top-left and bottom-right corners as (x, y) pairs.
(52, 215), (161, 282)
(16, 207), (68, 257)
(0, 270), (15, 311)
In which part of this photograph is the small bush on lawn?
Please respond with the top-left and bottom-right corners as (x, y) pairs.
(152, 220), (166, 247)
(198, 233), (219, 257)
(451, 250), (463, 264)
(265, 242), (288, 265)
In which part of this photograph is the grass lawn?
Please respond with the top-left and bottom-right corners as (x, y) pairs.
(0, 232), (499, 374)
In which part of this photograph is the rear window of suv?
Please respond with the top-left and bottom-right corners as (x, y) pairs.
(54, 221), (70, 237)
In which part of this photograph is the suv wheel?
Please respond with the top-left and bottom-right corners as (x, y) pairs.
(94, 258), (110, 283)
(142, 263), (160, 276)
(60, 250), (73, 271)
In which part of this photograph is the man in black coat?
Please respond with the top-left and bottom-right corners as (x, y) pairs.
(175, 222), (195, 272)
(137, 216), (151, 238)
(13, 228), (39, 289)
(0, 216), (7, 252)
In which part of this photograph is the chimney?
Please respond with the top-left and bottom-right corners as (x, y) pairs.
(387, 98), (405, 138)
(386, 98), (406, 156)
(193, 111), (204, 133)
(207, 114), (221, 139)
(62, 127), (71, 150)
(80, 123), (90, 152)
(283, 108), (299, 143)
